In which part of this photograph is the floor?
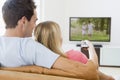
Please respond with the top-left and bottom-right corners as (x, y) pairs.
(99, 67), (120, 80)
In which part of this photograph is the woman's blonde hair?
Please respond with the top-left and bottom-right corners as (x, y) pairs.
(34, 21), (66, 57)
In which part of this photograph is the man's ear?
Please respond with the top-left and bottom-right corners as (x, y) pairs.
(18, 16), (27, 26)
(17, 16), (28, 34)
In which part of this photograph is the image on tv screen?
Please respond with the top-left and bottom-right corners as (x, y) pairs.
(69, 17), (111, 42)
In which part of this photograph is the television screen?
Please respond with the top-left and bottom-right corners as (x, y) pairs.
(69, 17), (111, 42)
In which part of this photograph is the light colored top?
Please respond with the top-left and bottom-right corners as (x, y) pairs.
(0, 37), (59, 68)
(88, 23), (94, 34)
(66, 49), (88, 64)
(82, 25), (87, 35)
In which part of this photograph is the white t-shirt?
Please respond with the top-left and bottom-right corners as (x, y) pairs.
(0, 37), (59, 68)
(88, 23), (94, 34)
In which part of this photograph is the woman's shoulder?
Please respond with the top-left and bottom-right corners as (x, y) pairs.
(65, 49), (88, 64)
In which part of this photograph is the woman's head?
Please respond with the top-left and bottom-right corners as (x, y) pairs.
(34, 21), (65, 56)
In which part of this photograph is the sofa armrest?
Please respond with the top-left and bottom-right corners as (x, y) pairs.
(0, 70), (84, 80)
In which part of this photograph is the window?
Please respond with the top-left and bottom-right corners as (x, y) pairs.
(0, 0), (41, 36)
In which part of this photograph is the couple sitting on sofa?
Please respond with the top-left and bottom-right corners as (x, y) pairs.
(0, 0), (114, 80)
(1, 20), (114, 80)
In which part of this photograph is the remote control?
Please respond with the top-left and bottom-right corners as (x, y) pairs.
(81, 41), (89, 48)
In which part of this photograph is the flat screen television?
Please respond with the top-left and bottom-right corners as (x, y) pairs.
(69, 17), (111, 44)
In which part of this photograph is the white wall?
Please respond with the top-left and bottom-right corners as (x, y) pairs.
(42, 0), (68, 43)
(100, 47), (120, 66)
(43, 0), (120, 46)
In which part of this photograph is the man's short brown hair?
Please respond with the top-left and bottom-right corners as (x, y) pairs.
(2, 0), (36, 28)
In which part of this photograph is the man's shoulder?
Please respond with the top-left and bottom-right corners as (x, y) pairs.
(0, 36), (33, 40)
(0, 37), (43, 46)
(0, 37), (41, 49)
(0, 37), (36, 44)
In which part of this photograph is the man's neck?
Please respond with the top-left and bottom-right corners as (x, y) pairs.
(4, 28), (24, 37)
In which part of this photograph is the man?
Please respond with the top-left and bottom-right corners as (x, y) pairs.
(0, 0), (99, 80)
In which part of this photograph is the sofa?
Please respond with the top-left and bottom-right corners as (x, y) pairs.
(0, 70), (84, 80)
(0, 66), (84, 80)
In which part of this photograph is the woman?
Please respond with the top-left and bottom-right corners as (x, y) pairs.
(33, 21), (114, 80)
(34, 21), (88, 64)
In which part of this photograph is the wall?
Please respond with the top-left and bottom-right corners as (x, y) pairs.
(43, 0), (120, 46)
(42, 0), (68, 43)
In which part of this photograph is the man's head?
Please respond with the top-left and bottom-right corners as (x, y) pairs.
(2, 0), (37, 37)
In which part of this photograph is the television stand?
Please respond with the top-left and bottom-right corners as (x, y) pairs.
(76, 44), (102, 48)
(93, 44), (102, 47)
(76, 44), (102, 65)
